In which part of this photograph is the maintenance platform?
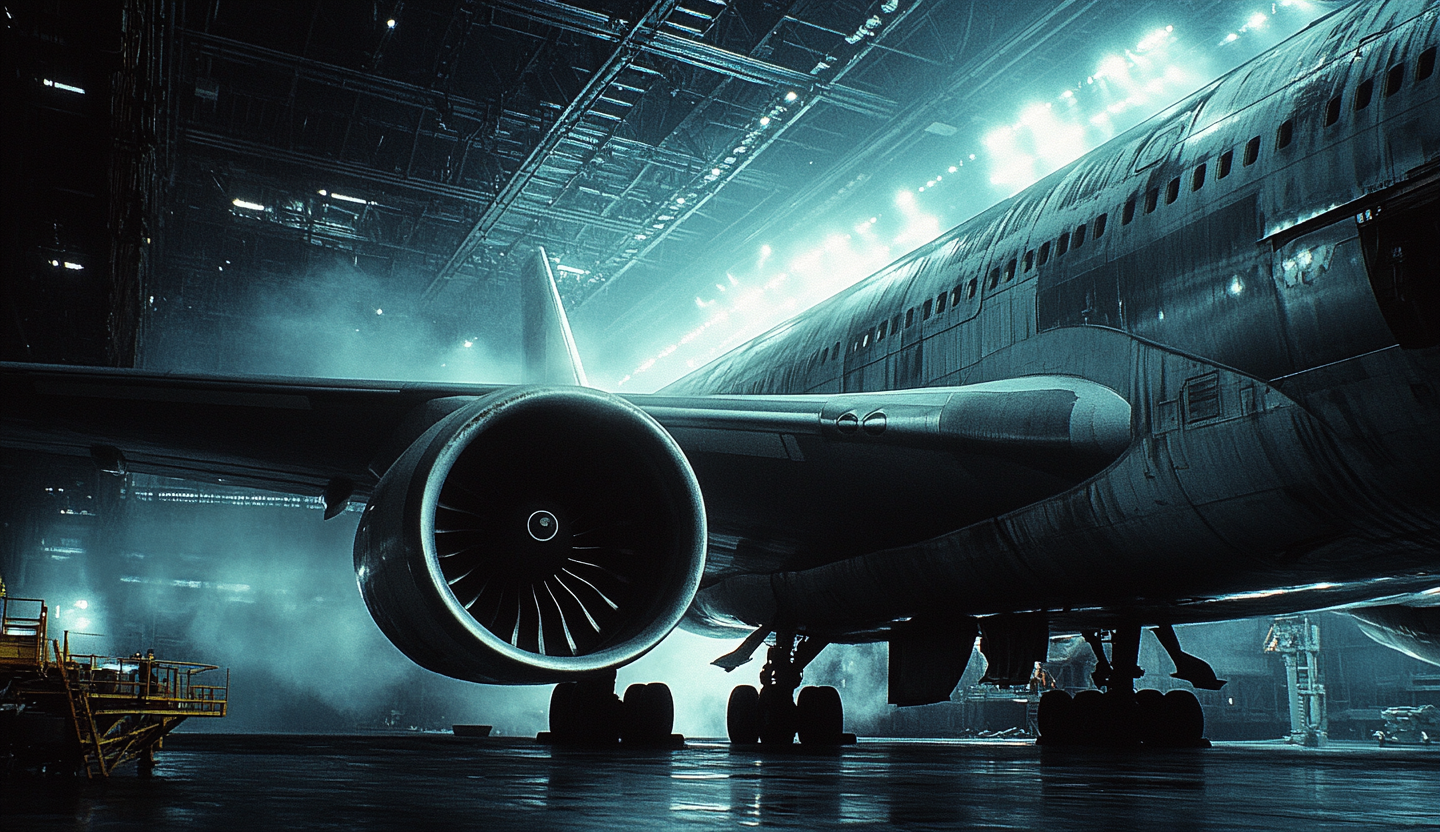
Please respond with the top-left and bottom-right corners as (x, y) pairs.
(0, 596), (228, 777)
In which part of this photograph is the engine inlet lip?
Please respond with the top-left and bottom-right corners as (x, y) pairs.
(527, 509), (559, 542)
(417, 385), (707, 675)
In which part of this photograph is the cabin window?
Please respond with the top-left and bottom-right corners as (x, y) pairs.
(1122, 198), (1136, 225)
(892, 314), (901, 335)
(1165, 177), (1180, 205)
(1324, 94), (1342, 126)
(987, 267), (1001, 289)
(1192, 163), (1206, 191)
(1144, 188), (1159, 214)
(1038, 241), (1051, 265)
(922, 299), (933, 320)
(1218, 150), (1234, 178)
(1023, 250), (1035, 271)
(819, 347), (828, 364)
(1093, 214), (1107, 239)
(1243, 135), (1261, 166)
(935, 291), (947, 314)
(833, 341), (841, 359)
(861, 331), (870, 349)
(1276, 119), (1294, 150)
(1073, 224), (1087, 249)
(1385, 63), (1405, 97)
(1418, 47), (1436, 82)
(876, 320), (887, 341)
(966, 277), (978, 299)
(1354, 78), (1374, 110)
(1004, 258), (1017, 281)
(905, 309), (914, 328)
(1057, 232), (1070, 257)
(950, 286), (962, 306)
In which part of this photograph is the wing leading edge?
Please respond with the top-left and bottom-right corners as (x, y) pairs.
(2, 362), (1130, 571)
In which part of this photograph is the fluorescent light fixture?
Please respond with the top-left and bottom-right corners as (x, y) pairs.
(63, 261), (84, 270)
(232, 198), (266, 211)
(329, 192), (369, 205)
(555, 264), (589, 275)
(43, 79), (86, 94)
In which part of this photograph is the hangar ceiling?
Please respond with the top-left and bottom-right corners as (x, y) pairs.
(5, 0), (1298, 385)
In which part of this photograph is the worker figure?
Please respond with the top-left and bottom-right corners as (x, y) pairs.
(141, 649), (159, 697)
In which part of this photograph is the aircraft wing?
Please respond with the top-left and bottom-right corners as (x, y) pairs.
(0, 361), (504, 496)
(2, 362), (1129, 558)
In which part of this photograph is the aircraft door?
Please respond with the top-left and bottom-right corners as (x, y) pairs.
(1358, 179), (1440, 349)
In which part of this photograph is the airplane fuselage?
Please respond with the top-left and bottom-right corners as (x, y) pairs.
(670, 2), (1440, 637)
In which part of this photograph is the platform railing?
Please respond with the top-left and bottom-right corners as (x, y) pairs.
(0, 597), (49, 668)
(64, 652), (229, 716)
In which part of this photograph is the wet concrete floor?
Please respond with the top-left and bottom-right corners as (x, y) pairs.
(4, 734), (1436, 830)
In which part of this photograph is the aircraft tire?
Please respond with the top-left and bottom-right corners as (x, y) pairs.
(1037, 690), (1073, 745)
(1071, 689), (1106, 745)
(727, 685), (761, 745)
(622, 683), (674, 744)
(758, 685), (797, 745)
(549, 682), (579, 739)
(1134, 688), (1165, 744)
(1162, 689), (1205, 746)
(796, 685), (843, 745)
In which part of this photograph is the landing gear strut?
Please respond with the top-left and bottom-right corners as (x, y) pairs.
(1037, 623), (1219, 748)
(726, 630), (853, 746)
(545, 671), (680, 746)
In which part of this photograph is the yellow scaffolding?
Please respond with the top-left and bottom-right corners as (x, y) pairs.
(1, 596), (228, 777)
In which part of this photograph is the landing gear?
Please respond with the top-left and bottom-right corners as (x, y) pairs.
(1038, 687), (1205, 747)
(1036, 624), (1218, 748)
(726, 630), (854, 747)
(545, 672), (679, 746)
(726, 685), (761, 745)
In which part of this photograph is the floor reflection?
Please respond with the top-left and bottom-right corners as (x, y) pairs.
(3, 735), (1434, 830)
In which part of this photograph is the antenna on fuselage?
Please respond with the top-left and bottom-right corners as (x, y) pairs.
(522, 247), (589, 386)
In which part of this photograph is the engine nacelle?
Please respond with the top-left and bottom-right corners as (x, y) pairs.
(354, 386), (706, 684)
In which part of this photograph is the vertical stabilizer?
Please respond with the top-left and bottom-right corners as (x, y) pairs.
(522, 247), (589, 386)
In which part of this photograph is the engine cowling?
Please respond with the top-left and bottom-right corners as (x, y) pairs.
(354, 386), (707, 684)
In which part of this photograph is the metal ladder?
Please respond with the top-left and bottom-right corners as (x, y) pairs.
(56, 646), (108, 778)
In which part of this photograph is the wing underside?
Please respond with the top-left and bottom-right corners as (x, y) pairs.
(2, 364), (1130, 574)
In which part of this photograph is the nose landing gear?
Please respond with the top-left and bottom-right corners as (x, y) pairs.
(725, 630), (855, 747)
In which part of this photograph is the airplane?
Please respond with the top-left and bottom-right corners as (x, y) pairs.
(3, 0), (1437, 748)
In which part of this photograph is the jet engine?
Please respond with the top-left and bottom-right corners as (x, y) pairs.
(354, 386), (707, 684)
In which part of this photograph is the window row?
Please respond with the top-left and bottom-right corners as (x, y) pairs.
(1115, 46), (1436, 228)
(808, 45), (1436, 372)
